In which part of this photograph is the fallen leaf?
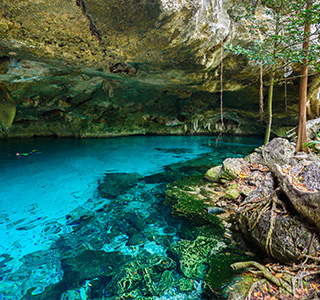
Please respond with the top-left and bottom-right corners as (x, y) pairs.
(275, 273), (283, 278)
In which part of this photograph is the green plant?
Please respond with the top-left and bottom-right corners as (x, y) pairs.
(303, 131), (320, 152)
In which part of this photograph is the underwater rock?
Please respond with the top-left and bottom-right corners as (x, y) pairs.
(204, 252), (254, 295)
(155, 270), (174, 296)
(105, 255), (176, 298)
(98, 172), (142, 199)
(0, 83), (16, 131)
(165, 175), (225, 227)
(169, 236), (226, 280)
(61, 250), (128, 282)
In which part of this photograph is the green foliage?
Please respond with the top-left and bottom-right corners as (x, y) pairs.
(227, 0), (320, 72)
(303, 131), (320, 152)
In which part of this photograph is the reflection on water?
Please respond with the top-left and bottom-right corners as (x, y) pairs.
(0, 135), (263, 299)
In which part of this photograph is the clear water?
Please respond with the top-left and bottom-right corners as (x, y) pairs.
(0, 135), (263, 299)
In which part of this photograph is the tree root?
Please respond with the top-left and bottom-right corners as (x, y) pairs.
(240, 187), (282, 259)
(231, 261), (293, 294)
(266, 195), (277, 257)
(231, 261), (320, 299)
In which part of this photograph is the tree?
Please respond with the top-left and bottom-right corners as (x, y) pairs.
(295, 0), (317, 151)
(227, 0), (320, 146)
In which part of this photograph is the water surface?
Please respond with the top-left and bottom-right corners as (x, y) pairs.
(0, 135), (263, 299)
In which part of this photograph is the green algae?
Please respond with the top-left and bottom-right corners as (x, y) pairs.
(165, 175), (225, 229)
(204, 252), (254, 294)
(169, 236), (227, 280)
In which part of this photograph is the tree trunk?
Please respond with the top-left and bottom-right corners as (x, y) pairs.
(295, 0), (311, 152)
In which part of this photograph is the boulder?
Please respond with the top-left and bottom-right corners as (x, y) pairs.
(204, 166), (222, 183)
(274, 162), (320, 233)
(261, 138), (295, 168)
(220, 158), (247, 182)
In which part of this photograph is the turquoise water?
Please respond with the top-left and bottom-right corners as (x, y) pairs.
(0, 135), (263, 299)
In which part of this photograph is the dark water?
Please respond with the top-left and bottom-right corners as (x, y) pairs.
(0, 135), (263, 299)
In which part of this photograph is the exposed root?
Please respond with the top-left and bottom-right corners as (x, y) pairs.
(231, 261), (320, 299)
(231, 261), (293, 294)
(266, 195), (277, 257)
(240, 188), (281, 259)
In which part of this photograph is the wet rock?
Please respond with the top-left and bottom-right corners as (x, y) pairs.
(0, 83), (16, 131)
(204, 166), (222, 183)
(155, 270), (174, 296)
(165, 175), (225, 227)
(205, 252), (254, 295)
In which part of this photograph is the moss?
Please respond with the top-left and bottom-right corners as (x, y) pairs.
(165, 176), (225, 228)
(204, 166), (221, 183)
(204, 252), (254, 294)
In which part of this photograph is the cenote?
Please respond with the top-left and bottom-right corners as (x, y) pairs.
(0, 135), (263, 299)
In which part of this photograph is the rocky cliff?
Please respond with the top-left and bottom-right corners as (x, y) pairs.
(0, 0), (309, 138)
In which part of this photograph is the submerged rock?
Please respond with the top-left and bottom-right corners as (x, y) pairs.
(169, 236), (226, 280)
(98, 172), (142, 199)
(165, 175), (226, 227)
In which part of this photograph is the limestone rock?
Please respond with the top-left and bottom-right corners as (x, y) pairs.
(261, 138), (295, 168)
(274, 163), (320, 233)
(307, 75), (320, 119)
(165, 175), (225, 226)
(0, 83), (16, 131)
(239, 205), (320, 263)
(204, 166), (222, 183)
(98, 172), (142, 199)
(220, 158), (246, 182)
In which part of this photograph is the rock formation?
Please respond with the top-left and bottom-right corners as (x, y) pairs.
(0, 0), (304, 138)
